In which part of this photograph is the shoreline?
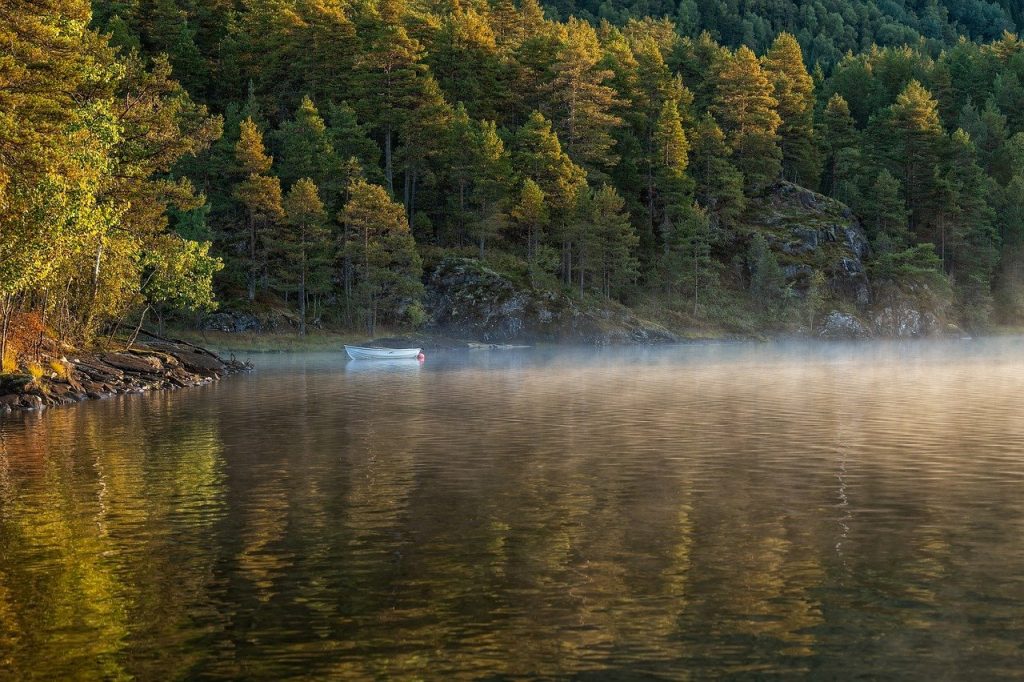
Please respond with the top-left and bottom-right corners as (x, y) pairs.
(0, 335), (251, 416)
(2, 326), (995, 416)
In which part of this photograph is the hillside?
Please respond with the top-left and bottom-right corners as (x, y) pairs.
(545, 0), (1020, 66)
(3, 0), (1024, 373)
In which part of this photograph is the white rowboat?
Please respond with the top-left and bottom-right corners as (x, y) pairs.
(345, 345), (422, 360)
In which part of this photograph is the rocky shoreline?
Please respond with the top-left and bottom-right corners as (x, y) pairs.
(0, 337), (251, 415)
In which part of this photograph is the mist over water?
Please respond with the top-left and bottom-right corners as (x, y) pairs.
(3, 339), (1024, 678)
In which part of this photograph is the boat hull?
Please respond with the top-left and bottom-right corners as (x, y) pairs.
(345, 345), (422, 360)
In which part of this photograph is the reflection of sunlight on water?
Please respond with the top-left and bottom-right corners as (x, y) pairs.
(3, 338), (1024, 677)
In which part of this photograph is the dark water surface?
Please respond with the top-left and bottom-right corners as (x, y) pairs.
(3, 340), (1024, 679)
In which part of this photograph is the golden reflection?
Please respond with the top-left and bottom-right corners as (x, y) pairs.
(0, 387), (225, 680)
(3, 344), (1024, 678)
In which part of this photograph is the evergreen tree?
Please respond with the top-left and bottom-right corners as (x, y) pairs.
(299, 0), (359, 108)
(510, 179), (550, 279)
(819, 94), (859, 197)
(278, 178), (330, 335)
(748, 233), (785, 311)
(546, 18), (623, 179)
(993, 173), (1024, 320)
(762, 33), (817, 186)
(712, 45), (782, 190)
(340, 179), (423, 335)
(233, 118), (284, 300)
(861, 170), (911, 254)
(653, 96), (692, 198)
(657, 204), (717, 315)
(873, 80), (945, 235)
(352, 9), (428, 194)
(274, 96), (342, 204)
(943, 129), (1000, 326)
(688, 114), (745, 225)
(428, 4), (506, 120)
(469, 120), (515, 257)
(325, 102), (383, 185)
(577, 184), (639, 298)
(512, 112), (588, 279)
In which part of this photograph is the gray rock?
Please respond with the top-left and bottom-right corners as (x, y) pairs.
(201, 311), (263, 333)
(818, 311), (871, 339)
(425, 257), (677, 345)
(783, 264), (814, 282)
(102, 352), (163, 374)
(869, 281), (950, 338)
(844, 226), (870, 260)
(872, 304), (943, 337)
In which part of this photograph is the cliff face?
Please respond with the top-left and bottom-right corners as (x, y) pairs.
(424, 258), (677, 345)
(744, 182), (872, 308)
(744, 183), (956, 339)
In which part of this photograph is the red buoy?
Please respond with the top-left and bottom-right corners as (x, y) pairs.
(417, 352), (426, 362)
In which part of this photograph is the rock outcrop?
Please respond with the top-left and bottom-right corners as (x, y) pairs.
(818, 311), (871, 339)
(869, 280), (959, 337)
(0, 339), (251, 415)
(748, 182), (872, 307)
(425, 257), (677, 345)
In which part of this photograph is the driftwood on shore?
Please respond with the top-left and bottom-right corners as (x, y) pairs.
(0, 338), (251, 414)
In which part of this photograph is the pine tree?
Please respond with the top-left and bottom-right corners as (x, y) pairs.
(748, 233), (785, 311)
(469, 119), (514, 257)
(712, 45), (782, 190)
(657, 204), (717, 315)
(688, 114), (745, 225)
(861, 170), (910, 253)
(299, 0), (359, 108)
(513, 112), (589, 283)
(399, 75), (452, 221)
(278, 178), (329, 335)
(873, 80), (945, 235)
(819, 93), (859, 196)
(577, 184), (639, 298)
(510, 179), (550, 279)
(340, 179), (423, 335)
(352, 10), (428, 194)
(233, 118), (284, 301)
(762, 33), (818, 186)
(274, 96), (342, 204)
(994, 71), (1024, 131)
(325, 102), (382, 185)
(943, 129), (1000, 327)
(993, 173), (1024, 320)
(653, 97), (692, 205)
(546, 18), (623, 179)
(428, 4), (505, 120)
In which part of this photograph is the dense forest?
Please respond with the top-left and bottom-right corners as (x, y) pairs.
(4, 0), (1024, 362)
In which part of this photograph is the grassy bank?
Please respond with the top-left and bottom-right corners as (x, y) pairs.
(166, 329), (367, 353)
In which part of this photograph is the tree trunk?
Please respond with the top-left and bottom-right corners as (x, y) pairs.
(299, 250), (307, 336)
(248, 213), (257, 301)
(693, 247), (699, 317)
(0, 294), (13, 372)
(578, 254), (584, 297)
(404, 166), (411, 218)
(125, 305), (150, 351)
(385, 125), (394, 194)
(410, 170), (417, 227)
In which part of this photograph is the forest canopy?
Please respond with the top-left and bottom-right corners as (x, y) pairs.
(3, 0), (1024, 358)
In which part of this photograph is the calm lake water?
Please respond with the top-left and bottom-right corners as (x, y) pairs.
(3, 340), (1024, 679)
